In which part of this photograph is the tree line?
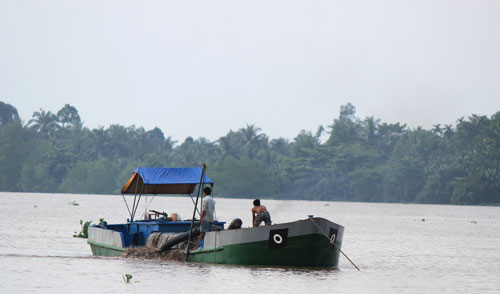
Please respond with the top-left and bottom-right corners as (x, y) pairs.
(1, 101), (499, 205)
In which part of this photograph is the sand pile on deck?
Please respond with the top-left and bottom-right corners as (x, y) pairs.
(122, 232), (200, 261)
(122, 247), (186, 261)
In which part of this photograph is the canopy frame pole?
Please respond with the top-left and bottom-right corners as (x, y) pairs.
(130, 177), (140, 222)
(144, 194), (147, 219)
(121, 193), (133, 219)
(145, 194), (158, 216)
(186, 164), (207, 261)
(131, 184), (145, 222)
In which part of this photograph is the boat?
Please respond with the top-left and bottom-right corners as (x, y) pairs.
(187, 217), (344, 267)
(87, 165), (345, 268)
(87, 166), (225, 256)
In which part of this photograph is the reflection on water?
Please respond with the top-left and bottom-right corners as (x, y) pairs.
(1, 192), (499, 294)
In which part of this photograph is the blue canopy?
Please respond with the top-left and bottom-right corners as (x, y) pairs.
(134, 167), (213, 185)
(121, 167), (213, 195)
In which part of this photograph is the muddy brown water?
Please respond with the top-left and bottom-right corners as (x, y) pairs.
(1, 192), (500, 293)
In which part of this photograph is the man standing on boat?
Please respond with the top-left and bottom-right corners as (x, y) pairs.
(252, 199), (272, 227)
(196, 187), (216, 249)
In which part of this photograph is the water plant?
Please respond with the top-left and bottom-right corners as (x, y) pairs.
(73, 219), (92, 238)
(73, 218), (106, 238)
(122, 274), (133, 283)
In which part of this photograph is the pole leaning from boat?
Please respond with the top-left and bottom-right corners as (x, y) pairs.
(308, 217), (360, 271)
(185, 163), (207, 261)
(131, 180), (146, 222)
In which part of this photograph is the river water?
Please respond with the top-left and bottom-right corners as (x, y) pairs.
(0, 192), (499, 294)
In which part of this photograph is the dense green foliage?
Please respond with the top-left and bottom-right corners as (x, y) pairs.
(1, 101), (499, 205)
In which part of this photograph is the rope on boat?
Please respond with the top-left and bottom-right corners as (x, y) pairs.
(214, 229), (217, 263)
(308, 217), (360, 271)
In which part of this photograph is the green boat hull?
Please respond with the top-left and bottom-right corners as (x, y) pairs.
(87, 217), (344, 267)
(87, 239), (126, 257)
(187, 233), (340, 267)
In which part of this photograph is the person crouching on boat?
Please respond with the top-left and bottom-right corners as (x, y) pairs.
(196, 187), (216, 249)
(227, 218), (242, 230)
(252, 199), (272, 227)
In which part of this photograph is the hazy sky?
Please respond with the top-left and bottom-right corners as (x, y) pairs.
(1, 0), (499, 142)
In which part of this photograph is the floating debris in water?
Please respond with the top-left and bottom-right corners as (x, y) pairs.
(471, 220), (478, 224)
(34, 204), (37, 208)
(422, 218), (425, 222)
(69, 200), (79, 206)
(122, 274), (133, 283)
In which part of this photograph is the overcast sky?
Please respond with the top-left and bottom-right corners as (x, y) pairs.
(1, 0), (499, 142)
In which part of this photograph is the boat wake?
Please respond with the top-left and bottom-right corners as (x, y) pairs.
(0, 253), (97, 260)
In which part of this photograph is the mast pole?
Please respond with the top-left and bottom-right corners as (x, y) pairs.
(186, 163), (206, 261)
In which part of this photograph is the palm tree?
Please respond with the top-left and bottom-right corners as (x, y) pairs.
(57, 104), (81, 129)
(432, 124), (442, 135)
(240, 124), (262, 144)
(0, 101), (20, 126)
(443, 124), (454, 140)
(258, 134), (272, 165)
(239, 124), (263, 159)
(327, 103), (362, 145)
(217, 130), (245, 160)
(363, 116), (380, 144)
(314, 125), (324, 142)
(270, 137), (290, 157)
(91, 127), (107, 159)
(164, 136), (176, 152)
(218, 135), (233, 160)
(27, 109), (60, 138)
(177, 137), (197, 165)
